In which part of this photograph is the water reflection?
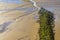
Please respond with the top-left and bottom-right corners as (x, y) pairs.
(0, 20), (13, 33)
(0, 7), (37, 14)
(0, 0), (38, 33)
(0, 7), (38, 33)
(0, 0), (24, 4)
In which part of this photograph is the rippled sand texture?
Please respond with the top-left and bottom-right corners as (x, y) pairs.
(0, 1), (39, 40)
(0, 0), (60, 40)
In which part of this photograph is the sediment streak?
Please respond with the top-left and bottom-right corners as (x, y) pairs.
(29, 0), (40, 9)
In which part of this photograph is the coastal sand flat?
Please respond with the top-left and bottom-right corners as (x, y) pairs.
(0, 10), (39, 40)
(0, 2), (39, 40)
(0, 0), (60, 40)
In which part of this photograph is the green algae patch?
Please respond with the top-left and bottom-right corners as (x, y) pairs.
(38, 8), (55, 40)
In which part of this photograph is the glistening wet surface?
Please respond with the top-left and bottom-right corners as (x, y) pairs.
(0, 0), (60, 40)
(0, 0), (39, 40)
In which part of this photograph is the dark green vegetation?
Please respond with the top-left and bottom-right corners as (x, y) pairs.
(38, 8), (55, 40)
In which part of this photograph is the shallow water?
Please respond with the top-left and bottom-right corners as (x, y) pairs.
(0, 0), (24, 4)
(0, 0), (60, 40)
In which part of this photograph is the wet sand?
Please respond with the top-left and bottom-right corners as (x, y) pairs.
(0, 2), (39, 40)
(0, 0), (60, 40)
(55, 21), (60, 40)
(0, 12), (39, 40)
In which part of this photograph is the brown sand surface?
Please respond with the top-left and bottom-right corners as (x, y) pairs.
(0, 2), (39, 40)
(0, 0), (60, 40)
